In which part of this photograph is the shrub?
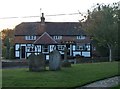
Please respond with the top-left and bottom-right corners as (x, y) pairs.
(10, 47), (15, 59)
(2, 46), (7, 59)
(62, 60), (71, 67)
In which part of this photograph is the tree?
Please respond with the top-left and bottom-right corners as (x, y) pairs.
(83, 2), (119, 61)
(4, 37), (10, 59)
(1, 28), (14, 47)
(1, 28), (14, 59)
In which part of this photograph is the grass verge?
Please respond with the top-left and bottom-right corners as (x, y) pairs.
(2, 62), (119, 88)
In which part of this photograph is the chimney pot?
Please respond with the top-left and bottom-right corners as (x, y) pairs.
(41, 13), (45, 23)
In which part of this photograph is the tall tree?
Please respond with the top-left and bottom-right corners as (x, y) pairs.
(1, 28), (14, 47)
(83, 2), (119, 61)
(1, 28), (14, 59)
(4, 37), (10, 59)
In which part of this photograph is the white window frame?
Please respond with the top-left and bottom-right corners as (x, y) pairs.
(15, 44), (20, 50)
(42, 45), (49, 53)
(53, 36), (62, 40)
(57, 45), (65, 50)
(25, 36), (36, 40)
(85, 44), (90, 51)
(81, 35), (86, 39)
(77, 35), (86, 40)
(37, 45), (41, 52)
(27, 46), (35, 52)
(76, 45), (83, 50)
(15, 51), (20, 57)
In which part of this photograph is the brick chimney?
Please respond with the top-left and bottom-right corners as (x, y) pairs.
(41, 13), (45, 25)
(38, 13), (45, 34)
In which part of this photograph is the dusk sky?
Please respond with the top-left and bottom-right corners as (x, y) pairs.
(0, 0), (119, 31)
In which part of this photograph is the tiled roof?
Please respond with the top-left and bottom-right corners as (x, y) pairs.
(34, 32), (57, 45)
(14, 22), (85, 36)
(14, 36), (34, 44)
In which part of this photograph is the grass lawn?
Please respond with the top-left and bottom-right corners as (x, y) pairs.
(0, 69), (2, 88)
(2, 62), (119, 88)
(112, 85), (120, 89)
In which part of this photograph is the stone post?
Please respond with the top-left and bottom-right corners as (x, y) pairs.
(49, 50), (61, 71)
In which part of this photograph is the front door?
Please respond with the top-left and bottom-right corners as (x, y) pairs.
(21, 46), (25, 58)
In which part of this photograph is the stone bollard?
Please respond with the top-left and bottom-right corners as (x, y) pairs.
(49, 50), (61, 71)
(28, 53), (46, 72)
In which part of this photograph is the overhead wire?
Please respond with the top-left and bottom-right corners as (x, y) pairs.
(0, 12), (87, 19)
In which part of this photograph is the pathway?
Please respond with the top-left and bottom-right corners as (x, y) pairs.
(76, 76), (120, 89)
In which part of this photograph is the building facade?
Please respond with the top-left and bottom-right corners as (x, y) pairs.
(14, 13), (92, 60)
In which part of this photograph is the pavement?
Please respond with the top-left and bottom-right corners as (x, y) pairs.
(76, 76), (120, 89)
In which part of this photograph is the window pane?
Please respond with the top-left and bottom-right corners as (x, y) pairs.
(15, 51), (19, 57)
(15, 44), (19, 50)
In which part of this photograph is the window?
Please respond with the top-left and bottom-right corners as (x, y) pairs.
(37, 45), (41, 52)
(27, 46), (35, 52)
(15, 44), (20, 50)
(15, 51), (19, 57)
(53, 36), (62, 40)
(25, 36), (36, 40)
(85, 44), (90, 51)
(77, 35), (85, 39)
(42, 45), (49, 52)
(76, 44), (91, 51)
(76, 45), (83, 50)
(81, 35), (86, 39)
(57, 45), (65, 50)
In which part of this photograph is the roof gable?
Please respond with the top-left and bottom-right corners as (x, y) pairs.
(34, 32), (57, 45)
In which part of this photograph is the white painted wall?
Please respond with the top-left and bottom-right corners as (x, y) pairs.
(50, 45), (55, 52)
(27, 53), (31, 57)
(21, 44), (26, 46)
(35, 46), (37, 52)
(37, 45), (41, 52)
(46, 55), (49, 60)
(59, 51), (64, 54)
(70, 45), (72, 56)
(82, 52), (90, 57)
(73, 52), (81, 56)
(73, 45), (76, 51)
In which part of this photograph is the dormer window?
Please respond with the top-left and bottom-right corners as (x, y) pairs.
(25, 36), (36, 40)
(53, 36), (62, 40)
(77, 35), (85, 40)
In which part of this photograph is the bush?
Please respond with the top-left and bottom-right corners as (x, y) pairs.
(2, 46), (7, 59)
(10, 47), (15, 59)
(2, 46), (15, 59)
(62, 60), (71, 67)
